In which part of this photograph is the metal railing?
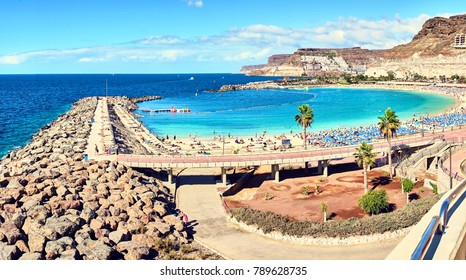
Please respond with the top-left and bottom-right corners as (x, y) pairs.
(396, 139), (449, 178)
(411, 178), (466, 259)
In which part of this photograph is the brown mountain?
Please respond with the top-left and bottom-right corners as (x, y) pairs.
(242, 14), (466, 78)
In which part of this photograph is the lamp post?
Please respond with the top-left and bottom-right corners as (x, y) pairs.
(450, 144), (453, 190)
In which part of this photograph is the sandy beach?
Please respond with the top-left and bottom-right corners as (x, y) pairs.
(120, 82), (466, 158)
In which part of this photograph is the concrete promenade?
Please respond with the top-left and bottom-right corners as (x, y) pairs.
(85, 98), (115, 161)
(176, 169), (402, 260)
(117, 135), (441, 169)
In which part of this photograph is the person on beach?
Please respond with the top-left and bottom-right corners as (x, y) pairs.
(95, 144), (99, 154)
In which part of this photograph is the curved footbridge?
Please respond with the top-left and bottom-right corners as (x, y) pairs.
(117, 135), (442, 185)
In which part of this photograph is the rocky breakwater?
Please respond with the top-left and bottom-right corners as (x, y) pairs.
(130, 96), (163, 105)
(209, 81), (281, 92)
(0, 97), (192, 260)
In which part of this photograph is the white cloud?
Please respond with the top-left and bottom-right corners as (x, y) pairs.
(224, 48), (271, 61)
(186, 0), (203, 8)
(135, 36), (186, 45)
(0, 13), (447, 68)
(0, 55), (25, 64)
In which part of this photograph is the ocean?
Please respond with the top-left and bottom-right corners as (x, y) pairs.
(0, 74), (455, 157)
(0, 74), (272, 157)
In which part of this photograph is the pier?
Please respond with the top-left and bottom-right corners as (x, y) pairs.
(141, 107), (190, 113)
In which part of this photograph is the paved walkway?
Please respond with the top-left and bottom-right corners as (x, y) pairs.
(176, 168), (402, 260)
(85, 98), (116, 161)
(449, 148), (466, 180)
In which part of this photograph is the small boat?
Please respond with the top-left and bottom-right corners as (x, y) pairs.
(189, 77), (194, 80)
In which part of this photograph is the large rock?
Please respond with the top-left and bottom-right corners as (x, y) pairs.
(11, 211), (26, 228)
(45, 236), (76, 255)
(27, 231), (47, 253)
(163, 214), (184, 232)
(89, 217), (105, 232)
(76, 239), (115, 260)
(74, 226), (93, 245)
(44, 216), (79, 239)
(0, 243), (21, 260)
(116, 241), (150, 260)
(109, 229), (131, 244)
(19, 252), (42, 260)
(80, 207), (97, 224)
(15, 239), (30, 253)
(131, 234), (157, 248)
(56, 249), (79, 260)
(149, 220), (171, 236)
(26, 204), (50, 223)
(0, 222), (24, 245)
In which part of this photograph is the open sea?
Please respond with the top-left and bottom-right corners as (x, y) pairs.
(0, 74), (456, 157)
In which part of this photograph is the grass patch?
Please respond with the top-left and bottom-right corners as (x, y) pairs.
(230, 194), (441, 238)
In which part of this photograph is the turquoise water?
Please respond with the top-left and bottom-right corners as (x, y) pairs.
(136, 87), (456, 138)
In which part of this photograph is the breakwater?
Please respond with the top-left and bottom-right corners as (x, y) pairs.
(130, 95), (163, 104)
(209, 81), (282, 92)
(0, 97), (200, 260)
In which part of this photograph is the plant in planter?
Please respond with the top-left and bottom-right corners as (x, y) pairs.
(401, 178), (414, 203)
(314, 185), (320, 195)
(264, 190), (272, 200)
(321, 203), (328, 222)
(301, 185), (309, 196)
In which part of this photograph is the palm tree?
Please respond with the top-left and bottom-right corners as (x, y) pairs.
(295, 104), (314, 150)
(354, 142), (377, 193)
(378, 107), (400, 178)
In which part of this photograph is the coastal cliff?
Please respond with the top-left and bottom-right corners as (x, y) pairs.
(241, 14), (466, 78)
(0, 97), (215, 260)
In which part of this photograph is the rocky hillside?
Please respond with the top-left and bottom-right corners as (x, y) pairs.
(385, 14), (466, 58)
(242, 14), (466, 78)
(0, 97), (216, 260)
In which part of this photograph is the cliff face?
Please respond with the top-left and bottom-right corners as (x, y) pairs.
(241, 14), (466, 78)
(385, 14), (466, 59)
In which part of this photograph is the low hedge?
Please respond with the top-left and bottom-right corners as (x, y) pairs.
(229, 194), (441, 238)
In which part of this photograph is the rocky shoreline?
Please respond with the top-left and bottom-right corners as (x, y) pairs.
(209, 81), (283, 92)
(129, 96), (163, 105)
(0, 97), (219, 260)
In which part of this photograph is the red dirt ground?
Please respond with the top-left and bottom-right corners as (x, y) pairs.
(224, 168), (435, 222)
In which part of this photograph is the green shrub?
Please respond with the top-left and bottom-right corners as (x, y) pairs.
(321, 203), (328, 213)
(301, 186), (309, 196)
(317, 178), (325, 183)
(401, 178), (414, 193)
(357, 189), (389, 215)
(230, 195), (441, 238)
(429, 182), (438, 195)
(314, 185), (320, 195)
(264, 190), (271, 200)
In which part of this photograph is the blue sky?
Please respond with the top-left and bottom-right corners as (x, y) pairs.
(0, 0), (465, 74)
